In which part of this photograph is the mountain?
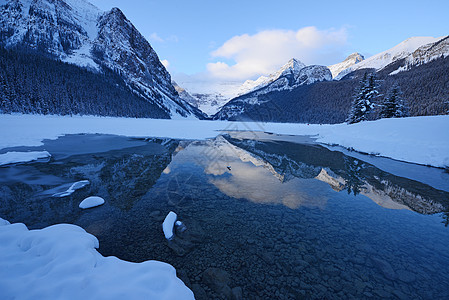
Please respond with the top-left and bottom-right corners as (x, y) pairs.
(328, 53), (364, 78)
(173, 59), (318, 116)
(171, 75), (243, 116)
(334, 36), (443, 79)
(238, 58), (307, 95)
(213, 60), (332, 120)
(0, 47), (172, 118)
(213, 35), (449, 123)
(0, 0), (204, 119)
(172, 81), (198, 107)
(389, 36), (449, 75)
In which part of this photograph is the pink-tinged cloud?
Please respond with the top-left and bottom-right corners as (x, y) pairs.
(207, 26), (348, 80)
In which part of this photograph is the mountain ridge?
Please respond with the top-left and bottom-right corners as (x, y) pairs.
(328, 53), (364, 78)
(213, 61), (332, 120)
(0, 0), (205, 119)
(334, 36), (445, 79)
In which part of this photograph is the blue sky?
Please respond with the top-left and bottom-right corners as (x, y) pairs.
(91, 0), (449, 81)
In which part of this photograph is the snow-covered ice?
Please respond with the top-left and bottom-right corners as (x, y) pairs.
(0, 114), (448, 168)
(53, 180), (90, 197)
(0, 217), (194, 300)
(79, 196), (105, 209)
(163, 211), (177, 240)
(0, 150), (51, 166)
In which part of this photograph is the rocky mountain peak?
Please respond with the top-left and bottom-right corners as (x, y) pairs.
(346, 52), (364, 63)
(277, 58), (306, 75)
(334, 36), (442, 79)
(328, 53), (365, 79)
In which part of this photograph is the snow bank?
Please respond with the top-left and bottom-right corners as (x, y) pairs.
(0, 150), (51, 166)
(1, 114), (448, 168)
(79, 196), (105, 209)
(162, 211), (177, 240)
(313, 116), (449, 168)
(53, 180), (90, 197)
(0, 217), (194, 300)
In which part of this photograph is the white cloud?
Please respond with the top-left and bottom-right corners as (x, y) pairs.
(149, 32), (164, 43)
(148, 33), (179, 43)
(161, 59), (170, 69)
(206, 26), (348, 80)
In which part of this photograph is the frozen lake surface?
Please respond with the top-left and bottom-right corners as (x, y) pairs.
(1, 133), (448, 299)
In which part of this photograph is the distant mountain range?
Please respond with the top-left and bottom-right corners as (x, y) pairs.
(176, 36), (449, 119)
(0, 0), (205, 119)
(0, 0), (447, 122)
(333, 36), (446, 79)
(328, 53), (364, 78)
(211, 36), (449, 122)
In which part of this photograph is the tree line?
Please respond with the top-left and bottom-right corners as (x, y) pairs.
(0, 47), (170, 119)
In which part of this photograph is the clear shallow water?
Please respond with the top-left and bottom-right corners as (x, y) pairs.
(1, 134), (449, 299)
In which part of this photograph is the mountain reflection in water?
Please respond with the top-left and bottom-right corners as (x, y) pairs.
(1, 133), (449, 299)
(169, 135), (448, 215)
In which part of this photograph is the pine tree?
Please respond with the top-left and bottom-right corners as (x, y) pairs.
(0, 74), (11, 113)
(380, 84), (409, 118)
(346, 73), (378, 124)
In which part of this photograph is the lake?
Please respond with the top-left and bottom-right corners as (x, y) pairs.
(1, 133), (448, 299)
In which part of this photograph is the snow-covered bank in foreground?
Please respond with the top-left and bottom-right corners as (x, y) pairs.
(0, 114), (448, 168)
(314, 116), (449, 168)
(0, 218), (194, 300)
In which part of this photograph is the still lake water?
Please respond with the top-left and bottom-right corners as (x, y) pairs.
(1, 133), (449, 299)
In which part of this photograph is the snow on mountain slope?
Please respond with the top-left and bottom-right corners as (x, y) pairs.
(0, 0), (201, 119)
(173, 59), (308, 116)
(328, 53), (364, 78)
(238, 58), (307, 95)
(172, 81), (198, 106)
(390, 36), (449, 75)
(172, 76), (243, 116)
(335, 36), (442, 79)
(409, 36), (449, 64)
(214, 62), (332, 120)
(0, 0), (101, 69)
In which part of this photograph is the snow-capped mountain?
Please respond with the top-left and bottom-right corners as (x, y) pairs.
(238, 58), (307, 95)
(408, 36), (449, 65)
(214, 60), (332, 120)
(234, 58), (331, 98)
(327, 53), (364, 79)
(174, 58), (321, 116)
(171, 74), (243, 116)
(334, 36), (443, 79)
(389, 36), (449, 75)
(0, 0), (203, 119)
(172, 81), (198, 107)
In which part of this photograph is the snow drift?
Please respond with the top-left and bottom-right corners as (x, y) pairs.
(0, 217), (194, 299)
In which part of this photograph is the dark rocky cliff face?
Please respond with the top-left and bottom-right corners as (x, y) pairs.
(94, 8), (177, 110)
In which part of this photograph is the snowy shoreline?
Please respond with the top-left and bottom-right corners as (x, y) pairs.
(0, 217), (194, 300)
(1, 113), (448, 168)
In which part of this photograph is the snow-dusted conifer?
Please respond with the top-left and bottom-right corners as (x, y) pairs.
(346, 73), (378, 124)
(380, 84), (409, 118)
